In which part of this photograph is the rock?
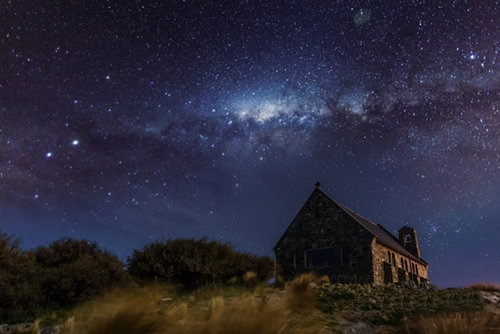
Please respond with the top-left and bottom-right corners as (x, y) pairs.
(40, 325), (60, 334)
(0, 323), (33, 333)
(338, 321), (375, 334)
(480, 291), (500, 304)
(0, 324), (11, 332)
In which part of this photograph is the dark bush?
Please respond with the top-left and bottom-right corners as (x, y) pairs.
(35, 238), (129, 308)
(0, 230), (41, 323)
(127, 238), (274, 288)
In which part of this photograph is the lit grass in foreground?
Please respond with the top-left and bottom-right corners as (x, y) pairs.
(397, 311), (500, 334)
(55, 277), (331, 334)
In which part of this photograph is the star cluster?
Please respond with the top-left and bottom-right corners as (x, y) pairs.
(1, 1), (499, 287)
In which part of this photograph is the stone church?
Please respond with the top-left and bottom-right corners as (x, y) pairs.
(274, 182), (429, 286)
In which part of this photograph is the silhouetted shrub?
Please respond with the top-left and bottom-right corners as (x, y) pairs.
(0, 230), (41, 323)
(35, 238), (129, 308)
(127, 238), (274, 288)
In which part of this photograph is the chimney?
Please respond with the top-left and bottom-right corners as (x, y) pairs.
(398, 226), (421, 258)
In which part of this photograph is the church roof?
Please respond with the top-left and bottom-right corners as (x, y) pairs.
(318, 187), (428, 265)
(274, 185), (427, 265)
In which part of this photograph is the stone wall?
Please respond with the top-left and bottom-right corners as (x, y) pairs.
(371, 240), (429, 285)
(274, 188), (375, 281)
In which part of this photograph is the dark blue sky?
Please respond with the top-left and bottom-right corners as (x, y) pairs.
(1, 1), (499, 288)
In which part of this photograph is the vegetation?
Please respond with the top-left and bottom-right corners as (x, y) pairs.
(318, 282), (484, 326)
(127, 238), (274, 288)
(0, 231), (41, 323)
(396, 311), (500, 334)
(0, 232), (128, 323)
(2, 229), (500, 334)
(34, 238), (130, 308)
(53, 277), (330, 334)
(0, 231), (274, 324)
(468, 282), (500, 292)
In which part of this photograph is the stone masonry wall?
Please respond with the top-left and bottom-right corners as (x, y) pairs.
(372, 239), (429, 285)
(275, 188), (375, 281)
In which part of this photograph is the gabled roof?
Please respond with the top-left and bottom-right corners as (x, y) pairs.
(274, 186), (427, 265)
(335, 200), (427, 265)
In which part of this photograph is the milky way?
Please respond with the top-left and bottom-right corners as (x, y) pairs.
(1, 1), (499, 287)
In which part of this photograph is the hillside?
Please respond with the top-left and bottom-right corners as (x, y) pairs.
(1, 275), (499, 334)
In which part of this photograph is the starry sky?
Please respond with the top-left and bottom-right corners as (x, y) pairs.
(1, 1), (499, 288)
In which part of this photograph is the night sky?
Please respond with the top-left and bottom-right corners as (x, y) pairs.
(1, 1), (499, 288)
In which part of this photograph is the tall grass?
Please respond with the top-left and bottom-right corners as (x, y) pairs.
(399, 311), (500, 334)
(285, 272), (318, 311)
(55, 274), (330, 334)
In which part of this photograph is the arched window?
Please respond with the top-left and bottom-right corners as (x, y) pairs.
(400, 257), (404, 268)
(387, 251), (391, 262)
(392, 253), (396, 265)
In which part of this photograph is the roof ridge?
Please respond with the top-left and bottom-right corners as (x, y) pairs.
(377, 223), (403, 244)
(316, 187), (427, 265)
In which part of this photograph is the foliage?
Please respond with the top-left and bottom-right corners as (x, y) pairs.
(34, 238), (129, 308)
(0, 230), (41, 323)
(127, 238), (274, 288)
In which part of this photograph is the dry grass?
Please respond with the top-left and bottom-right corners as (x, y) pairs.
(242, 271), (258, 287)
(398, 311), (500, 334)
(468, 282), (500, 292)
(53, 276), (331, 334)
(285, 272), (319, 311)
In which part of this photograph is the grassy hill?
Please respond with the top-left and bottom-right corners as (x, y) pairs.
(3, 274), (499, 334)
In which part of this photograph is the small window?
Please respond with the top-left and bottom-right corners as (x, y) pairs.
(305, 248), (335, 268)
(392, 253), (396, 265)
(387, 251), (391, 262)
(405, 259), (408, 271)
(405, 234), (411, 242)
(416, 265), (419, 276)
(400, 257), (404, 268)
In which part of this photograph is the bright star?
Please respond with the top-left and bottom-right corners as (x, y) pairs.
(72, 139), (79, 146)
(46, 152), (53, 158)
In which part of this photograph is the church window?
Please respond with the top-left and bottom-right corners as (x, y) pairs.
(305, 248), (335, 268)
